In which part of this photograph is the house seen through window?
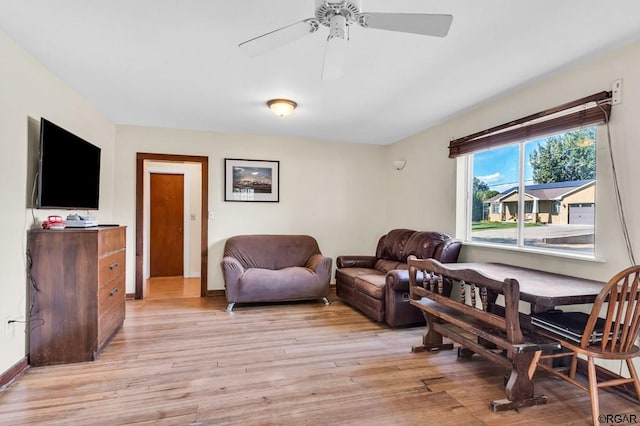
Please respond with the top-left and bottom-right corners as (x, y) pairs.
(470, 126), (596, 255)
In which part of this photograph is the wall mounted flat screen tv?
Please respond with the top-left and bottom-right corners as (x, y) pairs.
(36, 118), (101, 209)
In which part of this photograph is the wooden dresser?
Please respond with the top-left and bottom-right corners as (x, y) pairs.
(27, 226), (126, 366)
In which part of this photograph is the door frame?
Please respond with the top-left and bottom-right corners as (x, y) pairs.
(146, 168), (190, 279)
(135, 153), (209, 299)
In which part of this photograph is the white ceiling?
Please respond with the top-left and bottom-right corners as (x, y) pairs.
(1, 0), (640, 145)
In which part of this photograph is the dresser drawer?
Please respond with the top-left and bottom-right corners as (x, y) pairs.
(98, 298), (125, 350)
(98, 227), (125, 256)
(98, 251), (125, 285)
(98, 275), (124, 347)
(99, 276), (125, 314)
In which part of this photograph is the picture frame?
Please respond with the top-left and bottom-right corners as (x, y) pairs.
(224, 158), (279, 202)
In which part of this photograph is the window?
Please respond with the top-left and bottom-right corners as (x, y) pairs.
(468, 127), (596, 255)
(451, 91), (611, 257)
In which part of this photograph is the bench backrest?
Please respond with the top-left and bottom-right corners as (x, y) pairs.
(407, 255), (524, 345)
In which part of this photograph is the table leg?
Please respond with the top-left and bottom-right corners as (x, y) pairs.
(490, 351), (548, 411)
(411, 312), (454, 353)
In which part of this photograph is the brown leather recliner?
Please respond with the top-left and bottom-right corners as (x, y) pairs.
(221, 234), (332, 312)
(335, 229), (462, 327)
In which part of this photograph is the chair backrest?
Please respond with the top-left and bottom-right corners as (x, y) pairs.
(584, 265), (640, 352)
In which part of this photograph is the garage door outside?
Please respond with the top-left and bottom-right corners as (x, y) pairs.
(568, 203), (594, 225)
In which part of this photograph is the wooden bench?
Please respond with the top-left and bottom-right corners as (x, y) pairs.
(407, 256), (560, 411)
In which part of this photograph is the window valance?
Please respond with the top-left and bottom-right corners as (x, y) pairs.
(448, 91), (612, 158)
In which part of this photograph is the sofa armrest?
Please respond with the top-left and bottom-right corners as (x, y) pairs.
(306, 254), (333, 285)
(435, 239), (463, 263)
(386, 269), (411, 292)
(336, 255), (377, 269)
(221, 256), (245, 300)
(387, 269), (431, 292)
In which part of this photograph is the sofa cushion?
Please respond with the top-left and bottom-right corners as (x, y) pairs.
(354, 274), (386, 300)
(335, 267), (383, 289)
(376, 228), (415, 261)
(374, 259), (404, 274)
(403, 231), (452, 260)
(235, 267), (326, 302)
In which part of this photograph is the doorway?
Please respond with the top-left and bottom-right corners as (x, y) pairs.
(150, 172), (185, 277)
(135, 153), (209, 299)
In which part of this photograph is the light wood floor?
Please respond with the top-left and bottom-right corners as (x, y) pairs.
(1, 292), (638, 425)
(145, 276), (201, 299)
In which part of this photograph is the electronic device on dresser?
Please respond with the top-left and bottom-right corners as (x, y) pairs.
(65, 213), (98, 228)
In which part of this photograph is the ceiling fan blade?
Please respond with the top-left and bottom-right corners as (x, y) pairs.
(360, 13), (453, 37)
(321, 35), (347, 80)
(239, 18), (320, 57)
(321, 14), (348, 80)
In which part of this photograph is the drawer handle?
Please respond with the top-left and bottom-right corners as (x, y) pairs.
(109, 263), (119, 270)
(109, 288), (119, 296)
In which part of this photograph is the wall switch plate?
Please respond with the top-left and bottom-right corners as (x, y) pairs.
(612, 78), (622, 104)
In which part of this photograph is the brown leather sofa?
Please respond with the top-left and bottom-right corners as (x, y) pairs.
(221, 234), (332, 312)
(335, 229), (462, 327)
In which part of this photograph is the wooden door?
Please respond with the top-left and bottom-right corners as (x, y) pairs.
(150, 173), (184, 277)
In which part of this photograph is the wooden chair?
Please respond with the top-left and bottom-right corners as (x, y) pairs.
(532, 265), (640, 426)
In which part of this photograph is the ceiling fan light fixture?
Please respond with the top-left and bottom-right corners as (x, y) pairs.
(267, 99), (297, 117)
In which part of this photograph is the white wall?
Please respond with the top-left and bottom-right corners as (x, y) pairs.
(0, 31), (116, 374)
(386, 39), (640, 283)
(114, 125), (389, 292)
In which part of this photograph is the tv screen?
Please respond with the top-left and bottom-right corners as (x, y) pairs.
(36, 118), (101, 210)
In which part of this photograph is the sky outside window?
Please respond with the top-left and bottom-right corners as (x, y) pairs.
(473, 140), (544, 193)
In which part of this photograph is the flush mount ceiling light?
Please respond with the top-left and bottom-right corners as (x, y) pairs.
(267, 99), (297, 117)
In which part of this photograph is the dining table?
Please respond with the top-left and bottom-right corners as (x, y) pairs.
(409, 260), (609, 411)
(442, 262), (607, 313)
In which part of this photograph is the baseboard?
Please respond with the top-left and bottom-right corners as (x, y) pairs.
(126, 290), (222, 298)
(0, 356), (29, 391)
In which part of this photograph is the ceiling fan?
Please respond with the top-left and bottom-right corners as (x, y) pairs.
(239, 0), (453, 80)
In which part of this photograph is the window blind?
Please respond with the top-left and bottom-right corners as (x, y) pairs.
(448, 91), (612, 158)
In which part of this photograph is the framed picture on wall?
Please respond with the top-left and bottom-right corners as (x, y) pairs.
(224, 158), (279, 202)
